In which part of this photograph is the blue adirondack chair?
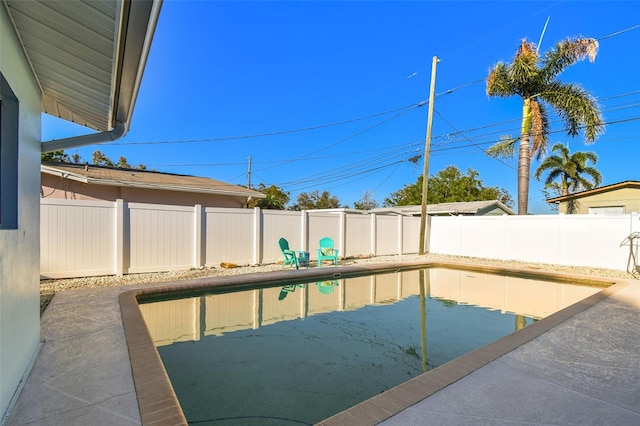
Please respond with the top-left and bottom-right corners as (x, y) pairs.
(278, 238), (309, 269)
(317, 237), (339, 266)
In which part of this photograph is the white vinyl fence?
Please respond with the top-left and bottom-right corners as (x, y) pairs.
(40, 198), (640, 279)
(40, 199), (421, 278)
(428, 213), (640, 272)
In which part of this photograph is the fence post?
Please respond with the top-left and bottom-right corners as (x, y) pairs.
(194, 204), (203, 268)
(397, 214), (403, 255)
(115, 199), (125, 276)
(370, 213), (377, 256)
(339, 211), (346, 258)
(425, 214), (432, 254)
(254, 207), (262, 265)
(301, 210), (308, 252)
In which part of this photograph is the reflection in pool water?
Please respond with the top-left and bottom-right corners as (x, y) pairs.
(140, 268), (601, 425)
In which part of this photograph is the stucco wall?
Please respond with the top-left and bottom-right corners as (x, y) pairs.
(0, 6), (42, 419)
(558, 187), (640, 214)
(41, 174), (249, 208)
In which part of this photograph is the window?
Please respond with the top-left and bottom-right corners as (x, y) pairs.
(0, 72), (19, 229)
(589, 206), (624, 215)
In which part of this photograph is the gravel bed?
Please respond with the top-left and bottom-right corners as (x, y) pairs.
(40, 253), (634, 315)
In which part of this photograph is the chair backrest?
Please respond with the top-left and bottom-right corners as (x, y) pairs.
(279, 238), (290, 252)
(319, 237), (334, 249)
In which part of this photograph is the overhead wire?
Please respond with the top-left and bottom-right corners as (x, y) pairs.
(146, 92), (639, 177)
(107, 102), (423, 146)
(124, 23), (640, 195)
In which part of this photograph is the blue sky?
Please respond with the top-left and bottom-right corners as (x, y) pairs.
(42, 1), (640, 214)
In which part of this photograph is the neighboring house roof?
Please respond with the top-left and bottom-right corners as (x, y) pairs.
(42, 162), (265, 199)
(546, 181), (640, 203)
(371, 200), (516, 216)
(3, 0), (162, 135)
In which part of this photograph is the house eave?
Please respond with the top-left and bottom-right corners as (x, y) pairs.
(41, 165), (265, 199)
(3, 0), (163, 151)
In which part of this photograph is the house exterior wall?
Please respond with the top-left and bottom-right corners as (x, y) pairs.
(558, 187), (640, 214)
(41, 173), (249, 208)
(1, 7), (42, 418)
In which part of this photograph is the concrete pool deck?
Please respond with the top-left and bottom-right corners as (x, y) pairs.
(4, 261), (640, 426)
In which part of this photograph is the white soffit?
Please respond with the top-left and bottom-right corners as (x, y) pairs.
(3, 0), (161, 133)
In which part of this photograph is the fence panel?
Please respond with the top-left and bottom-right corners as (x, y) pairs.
(345, 214), (371, 257)
(308, 212), (341, 260)
(128, 203), (194, 273)
(40, 199), (115, 278)
(430, 213), (636, 271)
(402, 216), (421, 254)
(263, 210), (303, 263)
(205, 207), (254, 266)
(504, 215), (562, 263)
(557, 215), (632, 270)
(376, 215), (398, 255)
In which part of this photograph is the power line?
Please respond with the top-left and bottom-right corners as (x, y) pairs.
(253, 105), (422, 173)
(107, 102), (423, 146)
(597, 24), (640, 41)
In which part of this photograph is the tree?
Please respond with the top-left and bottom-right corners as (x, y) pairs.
(384, 176), (424, 206)
(534, 143), (601, 196)
(384, 166), (513, 207)
(92, 150), (115, 167)
(353, 190), (380, 210)
(247, 184), (290, 210)
(41, 150), (70, 163)
(41, 149), (146, 170)
(486, 37), (604, 214)
(292, 190), (340, 210)
(535, 143), (602, 214)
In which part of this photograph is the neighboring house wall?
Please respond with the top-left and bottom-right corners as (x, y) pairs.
(0, 7), (42, 418)
(478, 206), (511, 216)
(41, 174), (250, 208)
(558, 187), (640, 214)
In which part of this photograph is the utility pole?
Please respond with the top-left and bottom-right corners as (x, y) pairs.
(247, 156), (252, 189)
(418, 56), (439, 255)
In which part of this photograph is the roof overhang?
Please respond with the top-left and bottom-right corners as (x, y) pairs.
(546, 181), (640, 203)
(41, 165), (266, 199)
(2, 0), (162, 151)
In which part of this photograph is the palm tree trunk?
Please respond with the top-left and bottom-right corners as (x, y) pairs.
(518, 99), (532, 215)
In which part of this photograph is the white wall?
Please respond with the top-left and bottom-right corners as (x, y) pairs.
(0, 6), (42, 419)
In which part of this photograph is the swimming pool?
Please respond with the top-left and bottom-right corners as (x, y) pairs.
(136, 266), (604, 425)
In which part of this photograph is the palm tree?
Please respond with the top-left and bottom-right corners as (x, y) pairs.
(535, 143), (602, 195)
(486, 37), (604, 214)
(535, 143), (602, 213)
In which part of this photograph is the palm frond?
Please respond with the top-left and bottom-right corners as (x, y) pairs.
(487, 63), (514, 97)
(541, 37), (598, 82)
(580, 166), (603, 187)
(509, 40), (539, 91)
(529, 100), (549, 159)
(486, 136), (517, 159)
(541, 82), (604, 142)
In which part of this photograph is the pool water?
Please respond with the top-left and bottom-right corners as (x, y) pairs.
(139, 267), (601, 425)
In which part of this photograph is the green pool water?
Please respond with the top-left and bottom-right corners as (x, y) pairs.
(139, 267), (600, 425)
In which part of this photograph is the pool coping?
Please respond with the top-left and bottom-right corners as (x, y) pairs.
(119, 260), (626, 426)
